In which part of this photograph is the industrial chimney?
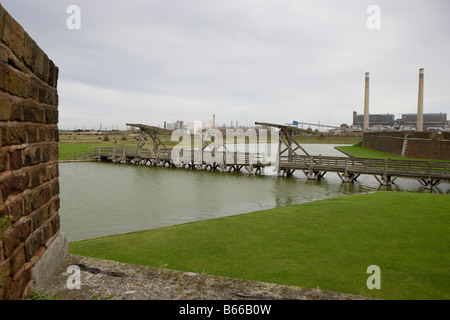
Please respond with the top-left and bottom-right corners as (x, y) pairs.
(416, 68), (424, 132)
(363, 72), (370, 131)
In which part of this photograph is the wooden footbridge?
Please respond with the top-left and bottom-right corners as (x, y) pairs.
(86, 122), (450, 190)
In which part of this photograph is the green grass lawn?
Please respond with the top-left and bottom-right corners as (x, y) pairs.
(58, 135), (141, 160)
(58, 142), (100, 160)
(69, 191), (450, 300)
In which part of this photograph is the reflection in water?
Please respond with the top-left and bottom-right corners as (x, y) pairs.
(59, 144), (449, 241)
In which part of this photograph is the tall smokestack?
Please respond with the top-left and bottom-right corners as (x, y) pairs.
(363, 72), (370, 132)
(213, 114), (215, 128)
(416, 68), (424, 132)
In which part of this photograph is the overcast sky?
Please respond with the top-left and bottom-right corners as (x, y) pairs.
(2, 0), (449, 130)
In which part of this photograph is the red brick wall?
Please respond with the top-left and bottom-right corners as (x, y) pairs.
(362, 132), (450, 160)
(404, 139), (450, 160)
(0, 4), (59, 300)
(362, 133), (404, 157)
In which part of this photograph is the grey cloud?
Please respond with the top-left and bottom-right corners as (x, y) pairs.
(1, 0), (449, 129)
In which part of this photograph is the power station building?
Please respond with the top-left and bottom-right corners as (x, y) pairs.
(352, 111), (447, 130)
(353, 112), (395, 127)
(401, 113), (447, 129)
(355, 69), (448, 132)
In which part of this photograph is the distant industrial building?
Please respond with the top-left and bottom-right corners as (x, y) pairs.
(401, 113), (447, 130)
(352, 111), (447, 131)
(166, 120), (184, 131)
(353, 112), (395, 127)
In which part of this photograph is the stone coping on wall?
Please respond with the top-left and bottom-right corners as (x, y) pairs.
(35, 253), (375, 301)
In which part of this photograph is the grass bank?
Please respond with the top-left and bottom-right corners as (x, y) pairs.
(69, 191), (450, 300)
(58, 135), (141, 160)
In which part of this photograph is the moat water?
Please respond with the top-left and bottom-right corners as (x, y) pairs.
(59, 144), (449, 241)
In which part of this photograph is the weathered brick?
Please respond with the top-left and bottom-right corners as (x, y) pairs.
(22, 31), (34, 68)
(9, 245), (25, 276)
(53, 66), (59, 88)
(26, 125), (38, 143)
(0, 239), (3, 262)
(1, 8), (12, 46)
(0, 63), (3, 90)
(48, 60), (56, 87)
(29, 166), (47, 188)
(41, 220), (52, 245)
(0, 261), (12, 299)
(0, 152), (6, 172)
(38, 85), (55, 105)
(9, 100), (23, 121)
(43, 184), (51, 204)
(33, 46), (44, 80)
(46, 163), (58, 181)
(11, 18), (24, 60)
(0, 172), (29, 201)
(23, 187), (45, 214)
(0, 96), (11, 121)
(51, 143), (59, 160)
(0, 200), (6, 218)
(8, 148), (23, 170)
(42, 54), (49, 83)
(28, 77), (40, 101)
(50, 180), (59, 198)
(38, 125), (58, 142)
(19, 267), (32, 299)
(7, 197), (23, 222)
(40, 144), (50, 163)
(23, 145), (41, 166)
(2, 125), (26, 145)
(24, 229), (43, 261)
(0, 5), (5, 45)
(40, 143), (58, 162)
(2, 67), (28, 98)
(48, 197), (60, 216)
(32, 206), (49, 231)
(5, 266), (31, 299)
(49, 214), (60, 237)
(44, 106), (58, 124)
(2, 218), (31, 257)
(22, 101), (45, 123)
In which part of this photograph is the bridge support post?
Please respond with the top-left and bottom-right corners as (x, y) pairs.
(373, 175), (398, 186)
(126, 123), (171, 165)
(418, 178), (442, 190)
(337, 172), (359, 183)
(304, 170), (326, 180)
